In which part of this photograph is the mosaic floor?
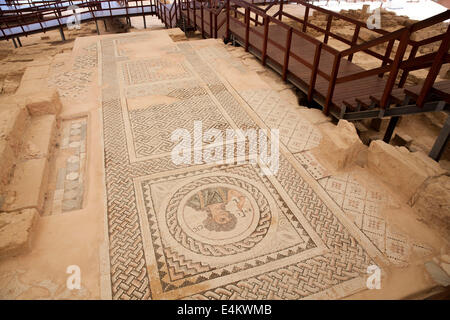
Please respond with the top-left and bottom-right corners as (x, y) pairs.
(48, 117), (87, 215)
(99, 32), (388, 300)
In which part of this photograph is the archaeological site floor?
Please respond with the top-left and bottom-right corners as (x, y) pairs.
(0, 27), (449, 300)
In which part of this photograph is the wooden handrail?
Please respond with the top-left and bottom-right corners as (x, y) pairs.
(410, 9), (450, 32)
(340, 28), (405, 57)
(416, 24), (450, 108)
(400, 51), (440, 71)
(262, 0), (278, 13)
(414, 33), (447, 47)
(295, 0), (387, 35)
(336, 64), (392, 84)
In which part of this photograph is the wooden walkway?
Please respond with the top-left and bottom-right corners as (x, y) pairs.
(232, 23), (388, 108)
(175, 0), (450, 159)
(178, 1), (450, 112)
(0, 0), (159, 43)
(182, 9), (388, 109)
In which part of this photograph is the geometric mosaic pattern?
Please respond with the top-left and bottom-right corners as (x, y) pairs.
(240, 89), (322, 153)
(128, 94), (230, 158)
(100, 35), (382, 300)
(48, 43), (98, 99)
(136, 165), (318, 294)
(294, 149), (434, 267)
(317, 171), (434, 266)
(122, 58), (192, 85)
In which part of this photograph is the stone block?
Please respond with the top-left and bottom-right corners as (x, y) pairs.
(1, 158), (49, 213)
(25, 88), (62, 116)
(411, 175), (450, 242)
(21, 115), (57, 160)
(315, 120), (366, 170)
(367, 140), (445, 200)
(0, 103), (30, 156)
(0, 208), (38, 259)
(167, 28), (188, 42)
(424, 261), (450, 287)
(0, 142), (15, 192)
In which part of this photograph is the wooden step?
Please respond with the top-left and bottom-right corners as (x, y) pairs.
(341, 96), (372, 113)
(369, 87), (406, 106)
(355, 97), (373, 110)
(404, 80), (450, 104)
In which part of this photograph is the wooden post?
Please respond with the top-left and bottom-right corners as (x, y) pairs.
(180, 0), (184, 22)
(94, 19), (100, 34)
(108, 0), (112, 18)
(302, 6), (309, 33)
(59, 27), (65, 41)
(398, 45), (418, 88)
(383, 116), (400, 143)
(187, 0), (191, 26)
(348, 24), (360, 62)
(308, 43), (322, 102)
(323, 15), (332, 44)
(379, 38), (395, 78)
(173, 1), (177, 28)
(201, 3), (205, 38)
(262, 17), (269, 66)
(282, 27), (293, 81)
(429, 115), (450, 161)
(209, 9), (213, 37)
(161, 2), (166, 27)
(324, 53), (341, 115)
(380, 29), (410, 109)
(214, 9), (218, 38)
(142, 0), (146, 29)
(245, 7), (250, 51)
(180, 0), (183, 18)
(194, 0), (197, 28)
(416, 25), (450, 108)
(226, 0), (230, 40)
(279, 0), (283, 21)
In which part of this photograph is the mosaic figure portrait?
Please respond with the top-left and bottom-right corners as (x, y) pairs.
(185, 187), (250, 232)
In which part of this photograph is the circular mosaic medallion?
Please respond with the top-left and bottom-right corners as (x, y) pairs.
(166, 176), (272, 256)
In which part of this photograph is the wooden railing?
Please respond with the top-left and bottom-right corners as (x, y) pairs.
(157, 0), (179, 28)
(177, 0), (450, 115)
(0, 0), (158, 40)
